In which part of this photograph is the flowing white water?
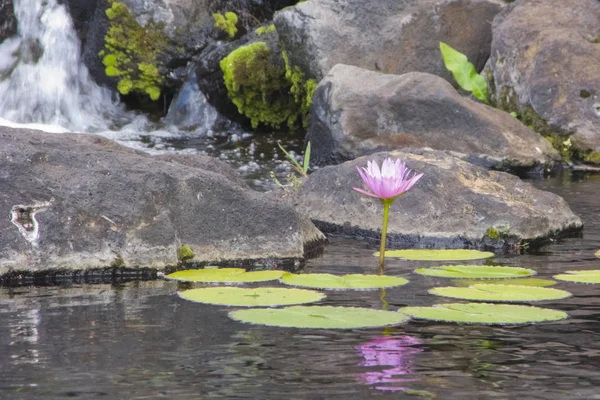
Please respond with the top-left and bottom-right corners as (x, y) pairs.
(0, 0), (126, 132)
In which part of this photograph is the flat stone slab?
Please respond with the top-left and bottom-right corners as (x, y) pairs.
(290, 149), (582, 250)
(0, 127), (325, 275)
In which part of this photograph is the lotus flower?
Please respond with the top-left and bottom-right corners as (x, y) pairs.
(353, 158), (423, 268)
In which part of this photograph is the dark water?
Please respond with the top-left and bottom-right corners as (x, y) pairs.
(1, 173), (600, 400)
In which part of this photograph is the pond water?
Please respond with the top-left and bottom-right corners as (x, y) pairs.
(0, 172), (599, 399)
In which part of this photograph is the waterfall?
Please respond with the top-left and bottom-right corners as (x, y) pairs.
(0, 0), (126, 132)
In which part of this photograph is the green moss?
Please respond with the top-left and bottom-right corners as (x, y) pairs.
(583, 151), (600, 165)
(178, 244), (195, 262)
(111, 254), (125, 267)
(256, 24), (276, 36)
(220, 42), (316, 129)
(486, 227), (499, 240)
(99, 0), (166, 100)
(213, 12), (238, 38)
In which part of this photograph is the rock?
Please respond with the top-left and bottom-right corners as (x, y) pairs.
(307, 64), (560, 172)
(0, 127), (325, 275)
(488, 0), (600, 161)
(290, 150), (582, 250)
(275, 0), (504, 82)
(0, 0), (17, 43)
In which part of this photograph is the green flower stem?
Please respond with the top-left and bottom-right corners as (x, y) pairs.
(379, 199), (393, 268)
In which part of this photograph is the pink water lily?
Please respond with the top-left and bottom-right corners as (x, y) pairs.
(353, 158), (423, 201)
(353, 158), (423, 268)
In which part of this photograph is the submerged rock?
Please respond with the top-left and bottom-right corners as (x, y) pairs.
(275, 0), (504, 82)
(488, 0), (600, 161)
(307, 65), (560, 173)
(0, 127), (325, 275)
(290, 150), (582, 250)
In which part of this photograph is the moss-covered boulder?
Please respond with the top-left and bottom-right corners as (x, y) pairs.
(488, 0), (600, 163)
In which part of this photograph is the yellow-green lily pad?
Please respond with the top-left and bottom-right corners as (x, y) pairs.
(414, 265), (535, 279)
(401, 303), (567, 325)
(165, 268), (284, 283)
(280, 273), (409, 290)
(452, 278), (557, 287)
(553, 270), (600, 284)
(429, 284), (572, 302)
(378, 249), (494, 261)
(229, 306), (410, 329)
(178, 287), (325, 307)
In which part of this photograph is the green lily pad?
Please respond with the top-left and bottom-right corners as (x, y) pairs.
(165, 268), (284, 283)
(378, 249), (494, 261)
(553, 270), (600, 284)
(429, 284), (572, 302)
(229, 306), (410, 329)
(401, 303), (567, 325)
(280, 273), (409, 290)
(178, 287), (325, 307)
(452, 278), (557, 287)
(414, 265), (536, 279)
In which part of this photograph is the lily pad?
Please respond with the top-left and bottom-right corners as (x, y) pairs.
(414, 265), (535, 279)
(178, 287), (325, 307)
(280, 273), (409, 290)
(229, 306), (410, 329)
(452, 278), (557, 287)
(553, 270), (600, 284)
(429, 284), (572, 302)
(401, 303), (568, 325)
(379, 249), (494, 261)
(165, 268), (284, 283)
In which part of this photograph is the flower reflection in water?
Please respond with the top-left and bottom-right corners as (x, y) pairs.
(356, 335), (422, 392)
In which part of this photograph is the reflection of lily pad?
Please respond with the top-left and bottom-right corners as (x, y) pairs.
(429, 284), (572, 302)
(178, 287), (325, 307)
(452, 278), (557, 287)
(280, 273), (409, 290)
(378, 249), (494, 261)
(165, 268), (284, 283)
(415, 265), (535, 279)
(229, 306), (410, 329)
(401, 303), (567, 325)
(553, 270), (600, 284)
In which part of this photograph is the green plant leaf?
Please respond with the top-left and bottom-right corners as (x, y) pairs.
(439, 42), (488, 102)
(452, 278), (557, 287)
(178, 287), (324, 307)
(401, 303), (568, 325)
(280, 273), (409, 290)
(429, 284), (572, 302)
(380, 249), (494, 261)
(415, 265), (535, 279)
(303, 141), (311, 174)
(229, 306), (410, 329)
(553, 270), (600, 284)
(165, 268), (284, 283)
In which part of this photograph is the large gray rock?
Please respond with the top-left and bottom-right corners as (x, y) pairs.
(290, 150), (582, 250)
(307, 65), (560, 172)
(488, 0), (600, 161)
(0, 127), (324, 276)
(275, 0), (504, 82)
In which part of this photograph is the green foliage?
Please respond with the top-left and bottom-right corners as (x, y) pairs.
(213, 12), (238, 38)
(380, 249), (495, 261)
(440, 42), (488, 102)
(280, 273), (409, 290)
(229, 306), (410, 329)
(401, 303), (568, 325)
(99, 0), (166, 100)
(255, 24), (276, 36)
(177, 244), (195, 261)
(178, 287), (325, 307)
(414, 265), (536, 279)
(220, 43), (316, 129)
(278, 141), (311, 177)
